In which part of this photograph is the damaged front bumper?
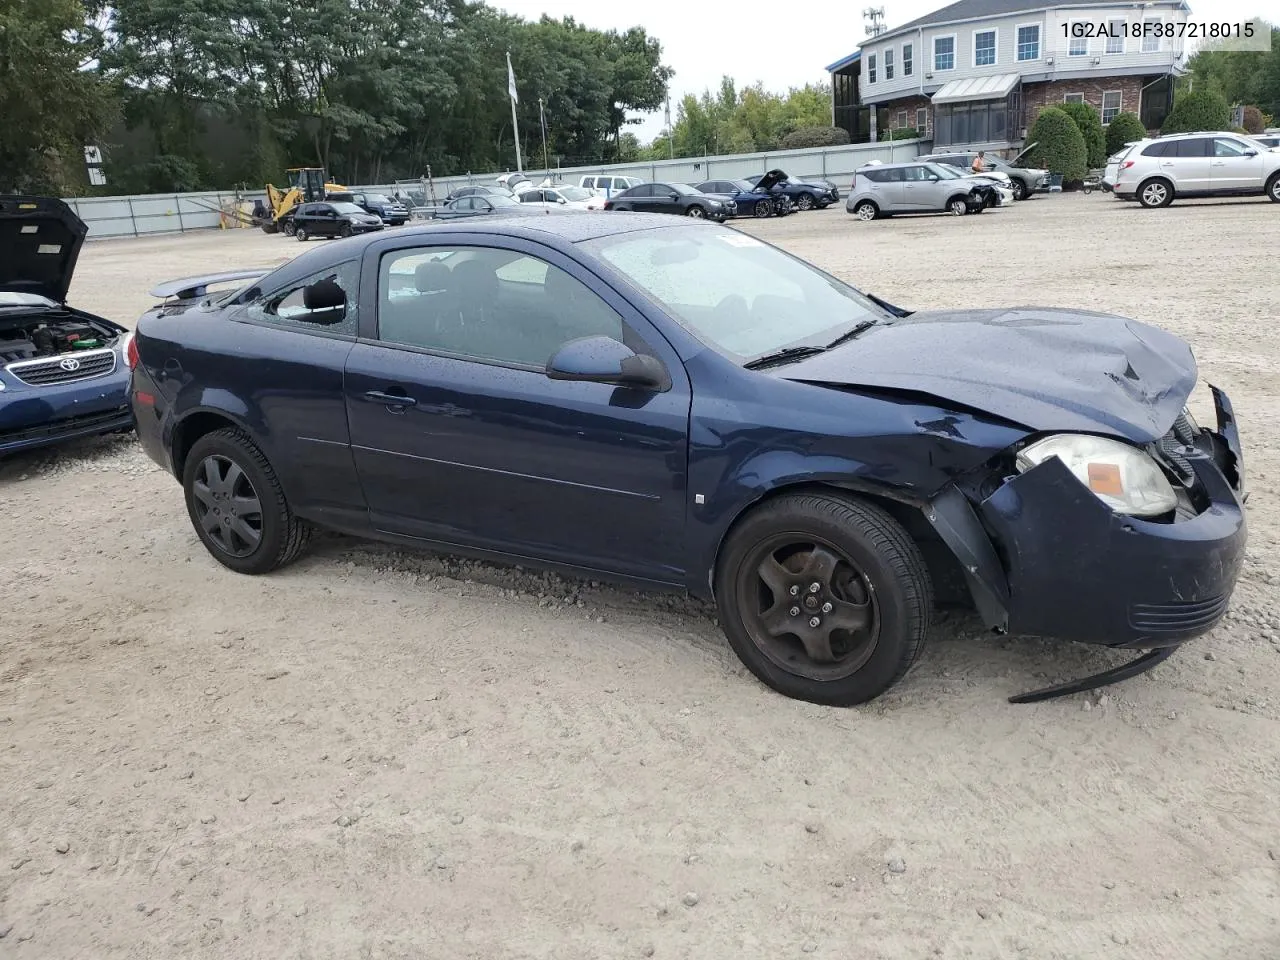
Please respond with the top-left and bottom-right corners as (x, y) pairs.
(927, 387), (1246, 695)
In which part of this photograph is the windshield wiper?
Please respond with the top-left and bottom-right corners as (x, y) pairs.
(825, 318), (879, 349)
(743, 344), (827, 370)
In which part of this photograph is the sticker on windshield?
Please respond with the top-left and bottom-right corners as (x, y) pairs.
(718, 234), (764, 247)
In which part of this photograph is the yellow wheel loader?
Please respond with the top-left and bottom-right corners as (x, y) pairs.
(260, 168), (347, 234)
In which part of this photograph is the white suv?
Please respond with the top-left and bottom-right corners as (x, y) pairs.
(578, 175), (644, 198)
(1108, 131), (1280, 207)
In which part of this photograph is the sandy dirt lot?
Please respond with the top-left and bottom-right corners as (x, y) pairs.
(2, 195), (1278, 959)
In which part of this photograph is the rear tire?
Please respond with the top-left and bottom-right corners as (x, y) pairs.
(1138, 178), (1174, 208)
(182, 428), (311, 575)
(851, 200), (878, 221)
(714, 492), (932, 706)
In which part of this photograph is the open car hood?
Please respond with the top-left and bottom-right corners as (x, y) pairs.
(0, 195), (88, 304)
(777, 307), (1195, 444)
(1009, 142), (1040, 168)
(755, 169), (788, 191)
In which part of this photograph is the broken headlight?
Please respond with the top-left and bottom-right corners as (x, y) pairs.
(1015, 434), (1177, 517)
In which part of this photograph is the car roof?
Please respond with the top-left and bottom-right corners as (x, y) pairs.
(857, 159), (935, 170)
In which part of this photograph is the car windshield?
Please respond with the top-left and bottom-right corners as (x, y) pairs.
(581, 225), (885, 362)
(558, 187), (592, 201)
(0, 292), (59, 308)
(329, 203), (365, 215)
(365, 194), (392, 204)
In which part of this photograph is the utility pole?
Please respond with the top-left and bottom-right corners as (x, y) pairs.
(539, 97), (550, 176)
(664, 94), (674, 159)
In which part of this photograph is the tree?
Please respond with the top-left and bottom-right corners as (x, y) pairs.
(1026, 107), (1087, 183)
(1182, 22), (1280, 120)
(0, 0), (118, 193)
(1161, 88), (1231, 134)
(1242, 105), (1265, 134)
(780, 126), (850, 149)
(1105, 112), (1147, 155)
(1058, 101), (1106, 169)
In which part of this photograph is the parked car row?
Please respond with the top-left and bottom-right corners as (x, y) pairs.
(1103, 130), (1280, 207)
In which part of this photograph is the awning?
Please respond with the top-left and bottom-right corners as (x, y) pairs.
(931, 73), (1020, 105)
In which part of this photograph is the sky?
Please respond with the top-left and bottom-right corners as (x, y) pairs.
(492, 0), (1270, 141)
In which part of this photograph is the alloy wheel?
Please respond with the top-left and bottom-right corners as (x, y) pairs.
(854, 202), (876, 221)
(1012, 179), (1026, 201)
(687, 206), (706, 218)
(737, 537), (880, 681)
(950, 198), (968, 216)
(755, 199), (773, 218)
(797, 195), (814, 211)
(191, 455), (264, 558)
(1141, 182), (1169, 207)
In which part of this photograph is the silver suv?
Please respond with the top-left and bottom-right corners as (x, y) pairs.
(1107, 131), (1280, 207)
(845, 161), (994, 219)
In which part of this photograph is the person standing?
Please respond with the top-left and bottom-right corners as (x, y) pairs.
(971, 151), (987, 173)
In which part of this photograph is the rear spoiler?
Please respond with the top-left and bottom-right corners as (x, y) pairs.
(149, 268), (272, 302)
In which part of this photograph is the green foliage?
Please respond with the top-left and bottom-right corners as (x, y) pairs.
(0, 0), (118, 194)
(669, 78), (836, 157)
(1182, 22), (1280, 121)
(887, 127), (920, 141)
(1242, 105), (1265, 134)
(1105, 112), (1148, 155)
(1161, 88), (1231, 134)
(1026, 107), (1088, 182)
(1057, 101), (1106, 169)
(779, 126), (850, 149)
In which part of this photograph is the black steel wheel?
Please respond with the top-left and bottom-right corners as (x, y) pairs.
(182, 428), (311, 574)
(796, 194), (815, 211)
(715, 492), (932, 706)
(754, 199), (774, 218)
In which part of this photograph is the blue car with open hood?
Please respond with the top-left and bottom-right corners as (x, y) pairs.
(0, 196), (134, 456)
(127, 214), (1247, 706)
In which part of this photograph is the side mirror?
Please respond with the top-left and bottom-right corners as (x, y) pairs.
(927, 174), (940, 181)
(1244, 149), (1258, 157)
(546, 336), (668, 391)
(669, 193), (680, 201)
(558, 196), (568, 204)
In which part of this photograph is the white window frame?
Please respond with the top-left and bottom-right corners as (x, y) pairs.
(916, 106), (928, 131)
(1016, 23), (1041, 62)
(868, 53), (877, 83)
(1106, 18), (1126, 54)
(1101, 90), (1122, 124)
(884, 47), (894, 80)
(903, 42), (914, 76)
(1141, 21), (1161, 52)
(973, 28), (998, 67)
(933, 34), (957, 72)
(1068, 22), (1088, 56)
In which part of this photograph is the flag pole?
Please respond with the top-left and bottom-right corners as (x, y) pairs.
(507, 51), (522, 173)
(539, 97), (550, 177)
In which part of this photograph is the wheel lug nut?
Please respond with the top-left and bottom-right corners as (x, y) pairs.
(821, 602), (833, 613)
(789, 585), (800, 596)
(809, 617), (821, 628)
(789, 606), (800, 617)
(809, 582), (821, 593)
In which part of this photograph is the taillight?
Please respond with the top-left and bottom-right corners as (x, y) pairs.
(851, 172), (857, 188)
(124, 331), (139, 370)
(1121, 160), (1135, 170)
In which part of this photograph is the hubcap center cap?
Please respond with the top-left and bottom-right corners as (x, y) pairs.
(804, 595), (820, 610)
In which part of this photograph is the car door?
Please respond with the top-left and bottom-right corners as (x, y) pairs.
(619, 184), (654, 211)
(1163, 138), (1212, 193)
(899, 165), (939, 210)
(1210, 136), (1266, 192)
(343, 234), (692, 582)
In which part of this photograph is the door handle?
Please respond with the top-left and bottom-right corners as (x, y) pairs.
(1210, 161), (1226, 166)
(364, 389), (417, 407)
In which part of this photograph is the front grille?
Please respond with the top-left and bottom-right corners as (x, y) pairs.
(1129, 595), (1229, 634)
(7, 348), (117, 387)
(1155, 409), (1200, 484)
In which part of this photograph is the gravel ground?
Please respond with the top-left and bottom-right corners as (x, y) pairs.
(2, 194), (1278, 959)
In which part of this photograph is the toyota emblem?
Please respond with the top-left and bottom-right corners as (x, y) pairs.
(59, 357), (81, 372)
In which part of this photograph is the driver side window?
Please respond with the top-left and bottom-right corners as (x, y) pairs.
(244, 260), (359, 335)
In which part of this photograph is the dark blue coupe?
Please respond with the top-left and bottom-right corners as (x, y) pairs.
(129, 213), (1246, 706)
(1, 196), (133, 456)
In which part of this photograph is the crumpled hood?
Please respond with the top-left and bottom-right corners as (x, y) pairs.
(0, 195), (88, 304)
(778, 307), (1196, 443)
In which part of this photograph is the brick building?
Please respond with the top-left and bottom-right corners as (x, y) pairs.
(827, 0), (1190, 153)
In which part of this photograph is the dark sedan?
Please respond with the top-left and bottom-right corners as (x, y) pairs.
(746, 170), (838, 210)
(1, 196), (133, 456)
(429, 193), (562, 220)
(292, 202), (384, 241)
(604, 182), (735, 220)
(694, 173), (792, 218)
(129, 215), (1246, 707)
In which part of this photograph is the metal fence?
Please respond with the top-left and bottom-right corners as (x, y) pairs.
(68, 138), (931, 240)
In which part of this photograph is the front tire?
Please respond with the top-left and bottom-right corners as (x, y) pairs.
(687, 205), (706, 218)
(183, 428), (311, 575)
(754, 199), (774, 218)
(715, 492), (932, 706)
(1012, 179), (1028, 201)
(1267, 172), (1280, 203)
(796, 194), (815, 211)
(340, 222), (353, 238)
(1138, 178), (1174, 208)
(948, 196), (969, 216)
(295, 227), (309, 241)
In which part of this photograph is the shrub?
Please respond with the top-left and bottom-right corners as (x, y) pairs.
(1026, 107), (1088, 182)
(889, 127), (920, 140)
(779, 125), (851, 149)
(1161, 89), (1230, 134)
(1058, 101), (1106, 168)
(1105, 112), (1148, 156)
(1241, 105), (1264, 134)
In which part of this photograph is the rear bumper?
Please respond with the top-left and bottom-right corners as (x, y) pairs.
(965, 389), (1247, 649)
